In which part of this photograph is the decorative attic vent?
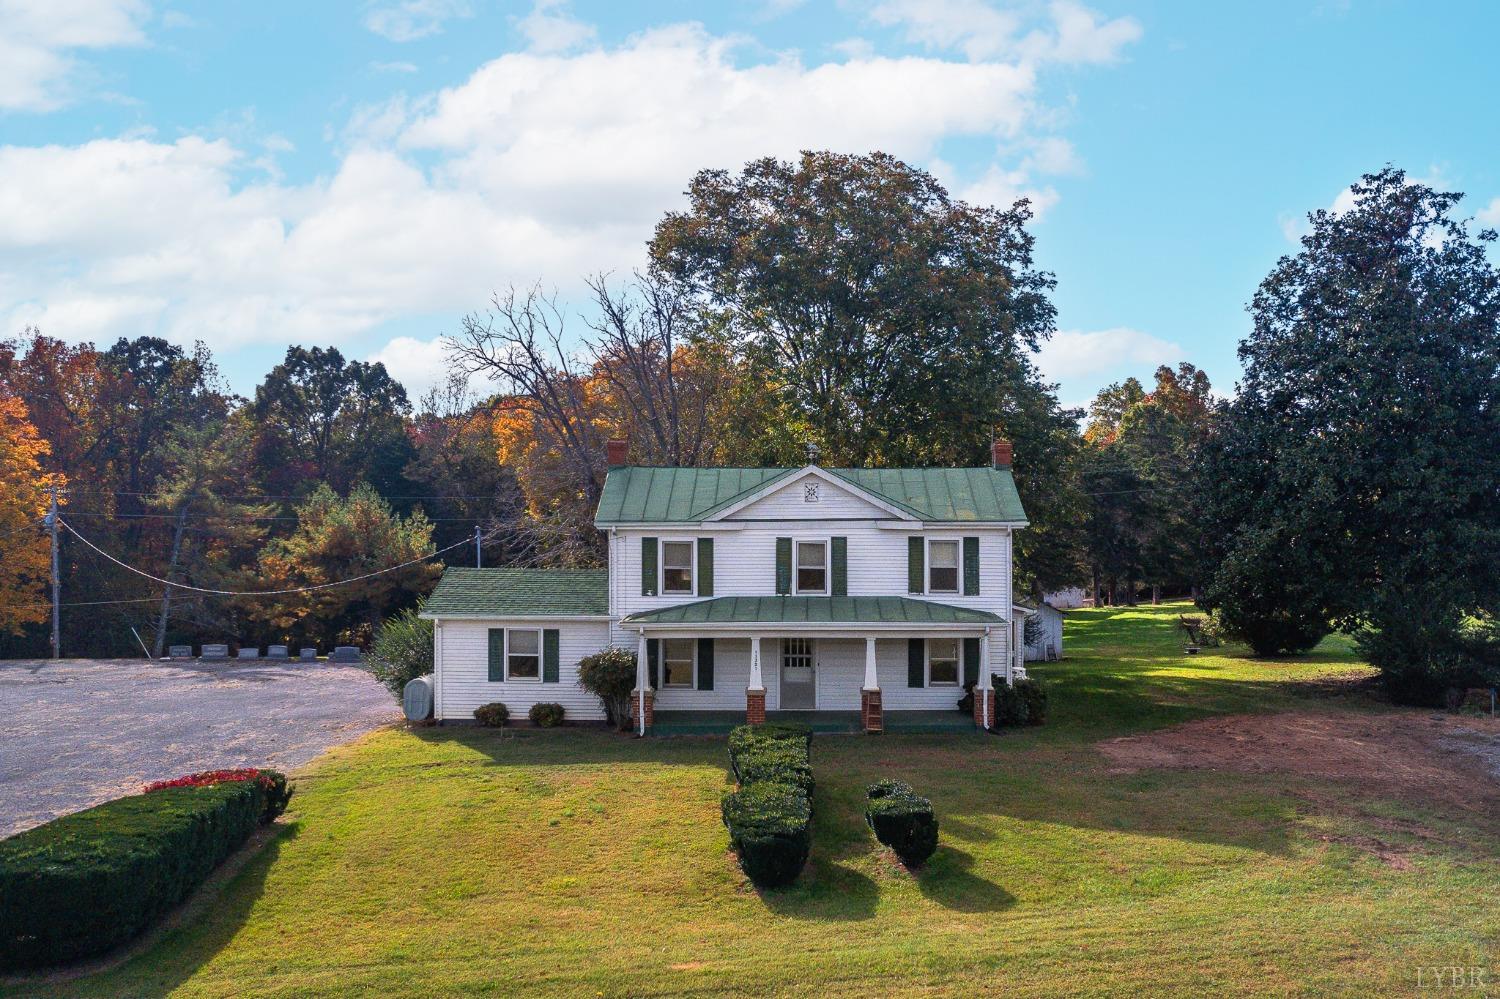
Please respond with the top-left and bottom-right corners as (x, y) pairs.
(803, 482), (820, 503)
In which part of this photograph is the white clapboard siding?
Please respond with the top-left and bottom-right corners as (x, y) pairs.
(435, 619), (611, 722)
(653, 638), (752, 711)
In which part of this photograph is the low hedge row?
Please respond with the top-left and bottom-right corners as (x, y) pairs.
(865, 778), (939, 866)
(722, 723), (813, 888)
(0, 769), (290, 970)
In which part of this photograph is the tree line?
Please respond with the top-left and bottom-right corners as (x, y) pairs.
(0, 155), (1494, 708)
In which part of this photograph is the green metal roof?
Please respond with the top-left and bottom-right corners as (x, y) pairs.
(421, 567), (608, 618)
(620, 596), (1003, 626)
(595, 466), (1026, 524)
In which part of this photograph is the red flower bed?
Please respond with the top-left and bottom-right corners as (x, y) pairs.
(144, 768), (273, 793)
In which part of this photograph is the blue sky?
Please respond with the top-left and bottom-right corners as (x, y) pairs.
(3, 0), (1497, 411)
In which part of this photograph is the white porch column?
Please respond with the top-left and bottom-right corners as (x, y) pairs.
(637, 630), (649, 736)
(863, 637), (878, 690)
(748, 635), (764, 690)
(979, 631), (992, 690)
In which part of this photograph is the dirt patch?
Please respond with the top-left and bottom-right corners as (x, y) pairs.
(1098, 710), (1500, 811)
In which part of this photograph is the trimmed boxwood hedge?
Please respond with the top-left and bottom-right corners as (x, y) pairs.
(719, 782), (812, 888)
(0, 772), (287, 970)
(865, 781), (939, 866)
(722, 724), (814, 887)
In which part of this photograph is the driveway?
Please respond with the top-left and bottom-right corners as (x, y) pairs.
(0, 657), (400, 837)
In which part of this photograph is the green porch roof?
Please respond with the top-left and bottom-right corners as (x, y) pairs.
(620, 596), (1003, 626)
(421, 568), (608, 618)
(595, 465), (1026, 524)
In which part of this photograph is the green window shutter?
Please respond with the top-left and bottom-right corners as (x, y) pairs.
(488, 628), (505, 682)
(907, 638), (925, 687)
(697, 537), (714, 597)
(641, 537), (658, 596)
(963, 637), (981, 688)
(647, 638), (660, 689)
(830, 536), (848, 597)
(697, 637), (714, 691)
(907, 537), (925, 594)
(542, 629), (560, 683)
(963, 537), (980, 596)
(775, 537), (792, 595)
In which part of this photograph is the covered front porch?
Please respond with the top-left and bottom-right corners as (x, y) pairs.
(620, 596), (1024, 735)
(649, 709), (980, 737)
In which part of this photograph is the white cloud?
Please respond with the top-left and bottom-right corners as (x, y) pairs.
(515, 0), (597, 54)
(868, 0), (1140, 65)
(1478, 196), (1500, 226)
(1034, 328), (1183, 382)
(364, 0), (473, 43)
(0, 0), (149, 112)
(1, 17), (1126, 381)
(366, 335), (453, 399)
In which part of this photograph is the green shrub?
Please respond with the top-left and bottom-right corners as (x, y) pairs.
(0, 778), (273, 970)
(577, 646), (638, 731)
(727, 723), (812, 777)
(865, 784), (939, 866)
(720, 782), (812, 888)
(991, 677), (1048, 726)
(866, 778), (914, 800)
(729, 740), (814, 797)
(473, 702), (509, 726)
(367, 606), (434, 701)
(528, 702), (565, 727)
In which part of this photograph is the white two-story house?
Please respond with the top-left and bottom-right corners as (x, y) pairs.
(422, 439), (1029, 734)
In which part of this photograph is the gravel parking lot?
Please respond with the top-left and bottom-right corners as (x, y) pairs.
(0, 657), (399, 837)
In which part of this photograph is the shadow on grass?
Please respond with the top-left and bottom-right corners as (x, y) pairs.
(914, 845), (1015, 913)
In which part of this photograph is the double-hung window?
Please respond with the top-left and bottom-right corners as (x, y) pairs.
(927, 637), (960, 686)
(928, 540), (960, 594)
(795, 540), (828, 594)
(661, 541), (694, 594)
(661, 638), (695, 687)
(507, 629), (541, 681)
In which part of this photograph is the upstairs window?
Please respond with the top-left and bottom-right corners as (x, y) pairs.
(661, 638), (695, 687)
(928, 540), (960, 593)
(662, 541), (694, 594)
(507, 629), (541, 680)
(795, 540), (828, 594)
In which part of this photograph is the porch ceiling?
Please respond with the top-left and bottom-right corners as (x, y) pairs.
(620, 595), (1003, 628)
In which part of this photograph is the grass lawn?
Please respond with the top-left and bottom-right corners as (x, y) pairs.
(14, 603), (1499, 997)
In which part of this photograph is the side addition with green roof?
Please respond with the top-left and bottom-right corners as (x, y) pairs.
(420, 568), (609, 618)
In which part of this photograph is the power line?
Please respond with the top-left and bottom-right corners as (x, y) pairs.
(58, 517), (485, 598)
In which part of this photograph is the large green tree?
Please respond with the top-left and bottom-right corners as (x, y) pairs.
(1198, 167), (1500, 696)
(649, 151), (1086, 591)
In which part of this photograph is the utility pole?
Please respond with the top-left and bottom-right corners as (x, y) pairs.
(475, 525), (482, 568)
(46, 483), (62, 659)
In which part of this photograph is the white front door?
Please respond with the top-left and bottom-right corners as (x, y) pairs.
(780, 637), (816, 709)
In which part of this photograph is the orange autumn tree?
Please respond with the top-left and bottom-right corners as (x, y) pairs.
(0, 395), (60, 635)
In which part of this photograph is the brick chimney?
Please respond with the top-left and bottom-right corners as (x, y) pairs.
(991, 438), (1013, 470)
(606, 439), (629, 467)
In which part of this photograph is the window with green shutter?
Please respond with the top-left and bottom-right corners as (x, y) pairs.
(907, 536), (925, 594)
(697, 637), (714, 690)
(963, 637), (981, 687)
(542, 629), (560, 683)
(830, 536), (847, 596)
(775, 537), (792, 595)
(647, 638), (660, 688)
(907, 638), (925, 687)
(963, 537), (980, 595)
(697, 537), (714, 596)
(487, 628), (504, 682)
(641, 537), (658, 596)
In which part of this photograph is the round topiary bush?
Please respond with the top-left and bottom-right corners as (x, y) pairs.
(473, 702), (510, 727)
(865, 788), (939, 866)
(528, 702), (565, 727)
(577, 646), (638, 731)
